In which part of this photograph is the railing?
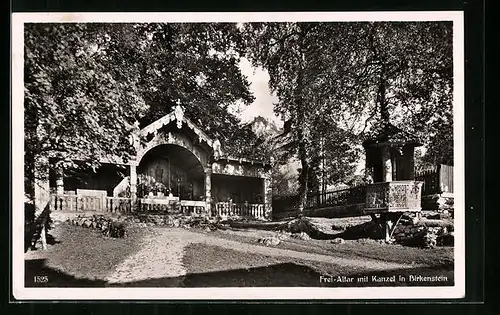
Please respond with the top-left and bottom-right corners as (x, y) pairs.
(305, 185), (366, 209)
(180, 200), (207, 215)
(138, 198), (179, 213)
(273, 180), (423, 218)
(138, 198), (207, 215)
(106, 197), (132, 213)
(51, 194), (103, 212)
(214, 202), (265, 219)
(50, 194), (131, 213)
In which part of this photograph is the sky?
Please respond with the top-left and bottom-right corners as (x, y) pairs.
(237, 57), (283, 128)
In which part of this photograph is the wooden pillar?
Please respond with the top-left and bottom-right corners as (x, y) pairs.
(55, 167), (64, 195)
(405, 145), (416, 180)
(205, 166), (212, 215)
(381, 145), (393, 182)
(130, 163), (137, 212)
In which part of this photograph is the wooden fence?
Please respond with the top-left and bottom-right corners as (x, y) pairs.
(415, 164), (453, 195)
(214, 202), (265, 219)
(273, 179), (425, 218)
(306, 185), (366, 209)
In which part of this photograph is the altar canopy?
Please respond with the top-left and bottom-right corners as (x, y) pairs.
(44, 105), (273, 220)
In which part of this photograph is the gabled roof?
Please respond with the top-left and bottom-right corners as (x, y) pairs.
(362, 123), (422, 148)
(139, 105), (214, 148)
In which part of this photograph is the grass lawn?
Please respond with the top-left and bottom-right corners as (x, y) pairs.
(181, 243), (454, 287)
(203, 228), (454, 267)
(25, 222), (153, 287)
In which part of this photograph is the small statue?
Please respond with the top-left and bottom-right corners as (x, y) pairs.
(213, 138), (222, 159)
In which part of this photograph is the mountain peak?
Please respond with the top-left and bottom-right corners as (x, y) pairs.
(249, 115), (281, 137)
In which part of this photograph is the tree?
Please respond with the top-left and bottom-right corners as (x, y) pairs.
(131, 23), (256, 156)
(316, 22), (453, 158)
(244, 22), (364, 211)
(243, 21), (453, 211)
(24, 23), (149, 198)
(24, 23), (260, 201)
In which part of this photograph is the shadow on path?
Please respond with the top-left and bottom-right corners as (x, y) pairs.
(108, 263), (454, 288)
(25, 258), (453, 288)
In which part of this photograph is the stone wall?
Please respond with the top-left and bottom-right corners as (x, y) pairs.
(391, 217), (454, 248)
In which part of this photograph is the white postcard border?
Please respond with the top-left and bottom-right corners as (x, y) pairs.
(11, 11), (465, 300)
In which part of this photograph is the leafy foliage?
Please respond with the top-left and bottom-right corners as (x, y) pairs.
(131, 23), (257, 157)
(25, 23), (149, 181)
(24, 23), (262, 194)
(243, 23), (364, 209)
(243, 21), (453, 209)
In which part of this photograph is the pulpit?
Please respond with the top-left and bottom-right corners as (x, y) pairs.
(362, 124), (424, 241)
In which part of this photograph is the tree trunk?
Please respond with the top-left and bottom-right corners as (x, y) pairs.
(294, 25), (314, 214)
(378, 65), (389, 127)
(297, 139), (309, 213)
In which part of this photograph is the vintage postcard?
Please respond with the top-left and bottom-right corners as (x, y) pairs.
(11, 11), (465, 300)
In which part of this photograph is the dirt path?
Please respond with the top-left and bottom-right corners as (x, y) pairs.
(105, 228), (425, 284)
(105, 230), (188, 285)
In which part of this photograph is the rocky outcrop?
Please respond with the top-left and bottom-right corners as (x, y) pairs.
(392, 220), (454, 248)
(127, 214), (223, 231)
(66, 213), (226, 237)
(257, 236), (281, 246)
(67, 214), (127, 238)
